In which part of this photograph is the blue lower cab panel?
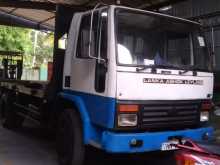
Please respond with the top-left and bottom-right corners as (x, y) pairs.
(99, 127), (214, 153)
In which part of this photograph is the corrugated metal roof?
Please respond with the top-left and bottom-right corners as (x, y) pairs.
(0, 7), (55, 28)
(0, 0), (186, 31)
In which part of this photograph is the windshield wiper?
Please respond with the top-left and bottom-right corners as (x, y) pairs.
(179, 65), (198, 76)
(136, 64), (198, 76)
(136, 65), (155, 72)
(136, 64), (183, 72)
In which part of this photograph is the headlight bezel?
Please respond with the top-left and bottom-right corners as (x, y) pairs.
(116, 104), (139, 128)
(117, 113), (138, 127)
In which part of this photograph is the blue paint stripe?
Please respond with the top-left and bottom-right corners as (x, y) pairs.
(62, 89), (116, 129)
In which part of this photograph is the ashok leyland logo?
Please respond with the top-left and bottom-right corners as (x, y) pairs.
(143, 78), (203, 85)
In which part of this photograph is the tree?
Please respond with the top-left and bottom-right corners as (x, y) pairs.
(0, 25), (54, 68)
(0, 25), (33, 54)
(32, 31), (54, 65)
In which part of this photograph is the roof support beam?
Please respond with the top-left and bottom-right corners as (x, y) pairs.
(39, 15), (55, 24)
(0, 0), (56, 11)
(8, 8), (18, 14)
(144, 0), (187, 10)
(0, 0), (89, 12)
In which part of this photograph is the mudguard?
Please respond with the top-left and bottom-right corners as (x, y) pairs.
(59, 92), (97, 144)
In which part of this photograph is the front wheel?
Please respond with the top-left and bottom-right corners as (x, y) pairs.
(56, 109), (85, 165)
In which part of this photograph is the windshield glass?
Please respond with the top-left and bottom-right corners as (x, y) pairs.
(115, 9), (210, 70)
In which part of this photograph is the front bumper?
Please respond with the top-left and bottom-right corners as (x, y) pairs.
(101, 127), (214, 153)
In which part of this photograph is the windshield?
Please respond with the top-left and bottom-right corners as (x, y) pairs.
(115, 9), (210, 70)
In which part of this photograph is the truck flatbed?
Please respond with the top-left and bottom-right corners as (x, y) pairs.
(0, 79), (48, 98)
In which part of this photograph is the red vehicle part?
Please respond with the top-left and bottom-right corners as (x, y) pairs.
(174, 139), (220, 165)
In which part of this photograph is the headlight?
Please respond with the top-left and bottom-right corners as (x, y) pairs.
(118, 114), (137, 127)
(200, 111), (209, 122)
(117, 104), (139, 127)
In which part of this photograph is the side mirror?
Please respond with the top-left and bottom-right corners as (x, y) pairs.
(95, 62), (107, 93)
(214, 106), (220, 116)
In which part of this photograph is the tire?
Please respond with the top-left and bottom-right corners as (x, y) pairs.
(56, 109), (85, 165)
(2, 93), (24, 129)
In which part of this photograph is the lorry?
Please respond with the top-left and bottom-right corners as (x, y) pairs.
(0, 5), (215, 165)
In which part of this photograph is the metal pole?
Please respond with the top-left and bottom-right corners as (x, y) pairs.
(211, 27), (216, 68)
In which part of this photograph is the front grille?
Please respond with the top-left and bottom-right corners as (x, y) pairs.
(139, 100), (201, 131)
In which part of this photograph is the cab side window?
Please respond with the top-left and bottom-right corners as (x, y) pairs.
(76, 13), (99, 58)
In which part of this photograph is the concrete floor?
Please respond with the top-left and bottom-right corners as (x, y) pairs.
(0, 121), (175, 165)
(0, 124), (57, 165)
(0, 118), (219, 165)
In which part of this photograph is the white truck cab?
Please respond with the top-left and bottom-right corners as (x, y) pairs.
(63, 5), (213, 133)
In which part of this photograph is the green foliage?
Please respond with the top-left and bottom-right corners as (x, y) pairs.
(33, 31), (54, 65)
(0, 25), (33, 54)
(0, 25), (54, 68)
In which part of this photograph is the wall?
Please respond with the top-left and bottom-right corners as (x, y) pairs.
(21, 68), (40, 80)
(164, 0), (220, 71)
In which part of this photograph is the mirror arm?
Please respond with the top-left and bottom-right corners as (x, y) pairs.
(100, 58), (108, 66)
(89, 3), (106, 59)
(88, 4), (107, 64)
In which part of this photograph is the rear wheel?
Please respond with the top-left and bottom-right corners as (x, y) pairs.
(56, 109), (85, 165)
